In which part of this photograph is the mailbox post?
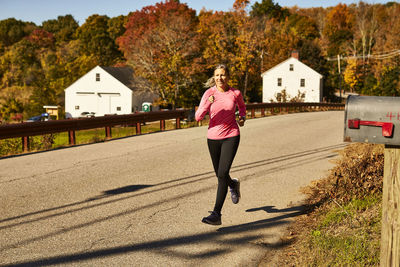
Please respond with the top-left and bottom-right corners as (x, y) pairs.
(344, 95), (400, 266)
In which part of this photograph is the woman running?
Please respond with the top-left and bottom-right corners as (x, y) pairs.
(195, 64), (246, 225)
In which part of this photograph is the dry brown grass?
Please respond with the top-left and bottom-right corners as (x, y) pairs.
(260, 143), (384, 266)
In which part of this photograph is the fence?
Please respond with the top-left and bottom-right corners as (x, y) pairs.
(0, 110), (186, 152)
(246, 102), (344, 118)
(0, 102), (344, 153)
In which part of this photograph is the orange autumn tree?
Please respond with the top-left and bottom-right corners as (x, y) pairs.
(198, 7), (262, 102)
(233, 0), (250, 10)
(117, 0), (201, 108)
(197, 10), (237, 72)
(232, 1), (264, 102)
(323, 3), (354, 56)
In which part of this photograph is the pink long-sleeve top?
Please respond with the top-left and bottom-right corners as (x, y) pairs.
(195, 86), (246, 140)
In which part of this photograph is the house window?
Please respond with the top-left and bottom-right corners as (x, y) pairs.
(277, 78), (282, 86)
(289, 64), (294, 71)
(116, 107), (121, 111)
(75, 106), (80, 110)
(300, 79), (305, 87)
(96, 73), (100, 81)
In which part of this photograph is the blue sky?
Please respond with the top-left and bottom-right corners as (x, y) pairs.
(0, 0), (397, 25)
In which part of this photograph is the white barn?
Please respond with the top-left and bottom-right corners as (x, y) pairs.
(261, 52), (323, 103)
(65, 66), (157, 118)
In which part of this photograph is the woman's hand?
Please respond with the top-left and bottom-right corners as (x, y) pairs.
(238, 116), (245, 127)
(208, 95), (215, 103)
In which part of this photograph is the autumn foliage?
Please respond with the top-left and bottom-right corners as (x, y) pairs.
(117, 1), (200, 108)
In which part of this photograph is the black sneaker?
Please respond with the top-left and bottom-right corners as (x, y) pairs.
(202, 211), (221, 225)
(230, 178), (241, 204)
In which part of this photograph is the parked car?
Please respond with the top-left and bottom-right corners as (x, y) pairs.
(79, 112), (95, 118)
(26, 113), (49, 122)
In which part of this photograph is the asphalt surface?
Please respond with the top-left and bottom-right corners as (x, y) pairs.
(0, 111), (346, 266)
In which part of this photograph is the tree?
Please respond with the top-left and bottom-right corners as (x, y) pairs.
(377, 66), (400, 96)
(0, 39), (39, 88)
(76, 14), (122, 66)
(233, 0), (250, 10)
(231, 3), (264, 102)
(262, 15), (315, 71)
(0, 97), (24, 121)
(117, 0), (201, 108)
(42, 15), (79, 43)
(197, 10), (237, 70)
(250, 0), (289, 20)
(107, 15), (126, 41)
(353, 2), (378, 65)
(26, 29), (55, 48)
(323, 4), (355, 56)
(41, 15), (78, 44)
(286, 13), (319, 40)
(374, 3), (400, 71)
(343, 58), (362, 92)
(234, 19), (263, 101)
(0, 18), (35, 49)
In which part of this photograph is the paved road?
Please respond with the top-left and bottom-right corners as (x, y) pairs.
(0, 111), (346, 266)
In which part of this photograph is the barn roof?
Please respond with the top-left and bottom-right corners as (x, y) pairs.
(100, 66), (136, 88)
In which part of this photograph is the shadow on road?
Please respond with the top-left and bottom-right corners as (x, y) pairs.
(1, 143), (345, 226)
(4, 211), (295, 267)
(246, 205), (304, 214)
(103, 184), (153, 195)
(219, 205), (305, 234)
(0, 143), (345, 264)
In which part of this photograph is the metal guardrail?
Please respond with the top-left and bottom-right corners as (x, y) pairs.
(0, 110), (186, 152)
(246, 102), (344, 118)
(0, 102), (344, 152)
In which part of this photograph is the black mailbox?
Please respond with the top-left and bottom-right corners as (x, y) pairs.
(344, 95), (400, 145)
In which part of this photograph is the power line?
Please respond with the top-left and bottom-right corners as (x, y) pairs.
(327, 49), (400, 61)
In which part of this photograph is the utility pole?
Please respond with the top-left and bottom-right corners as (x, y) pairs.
(338, 54), (342, 99)
(381, 145), (400, 266)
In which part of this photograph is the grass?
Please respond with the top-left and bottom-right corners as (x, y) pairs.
(52, 120), (188, 147)
(320, 195), (380, 227)
(308, 195), (381, 266)
(261, 143), (384, 266)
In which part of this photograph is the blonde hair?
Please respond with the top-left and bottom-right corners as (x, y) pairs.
(204, 64), (230, 88)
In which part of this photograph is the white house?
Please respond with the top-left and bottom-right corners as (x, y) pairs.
(261, 52), (323, 103)
(65, 66), (157, 118)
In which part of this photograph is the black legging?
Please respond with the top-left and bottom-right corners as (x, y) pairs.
(207, 135), (240, 215)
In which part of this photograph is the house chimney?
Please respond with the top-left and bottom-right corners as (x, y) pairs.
(291, 50), (299, 60)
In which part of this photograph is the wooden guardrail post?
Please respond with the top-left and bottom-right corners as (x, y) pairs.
(68, 130), (76, 145)
(380, 145), (400, 266)
(136, 122), (141, 135)
(160, 120), (165, 131)
(251, 109), (255, 118)
(261, 108), (265, 117)
(105, 126), (112, 139)
(21, 136), (29, 152)
(176, 118), (181, 129)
